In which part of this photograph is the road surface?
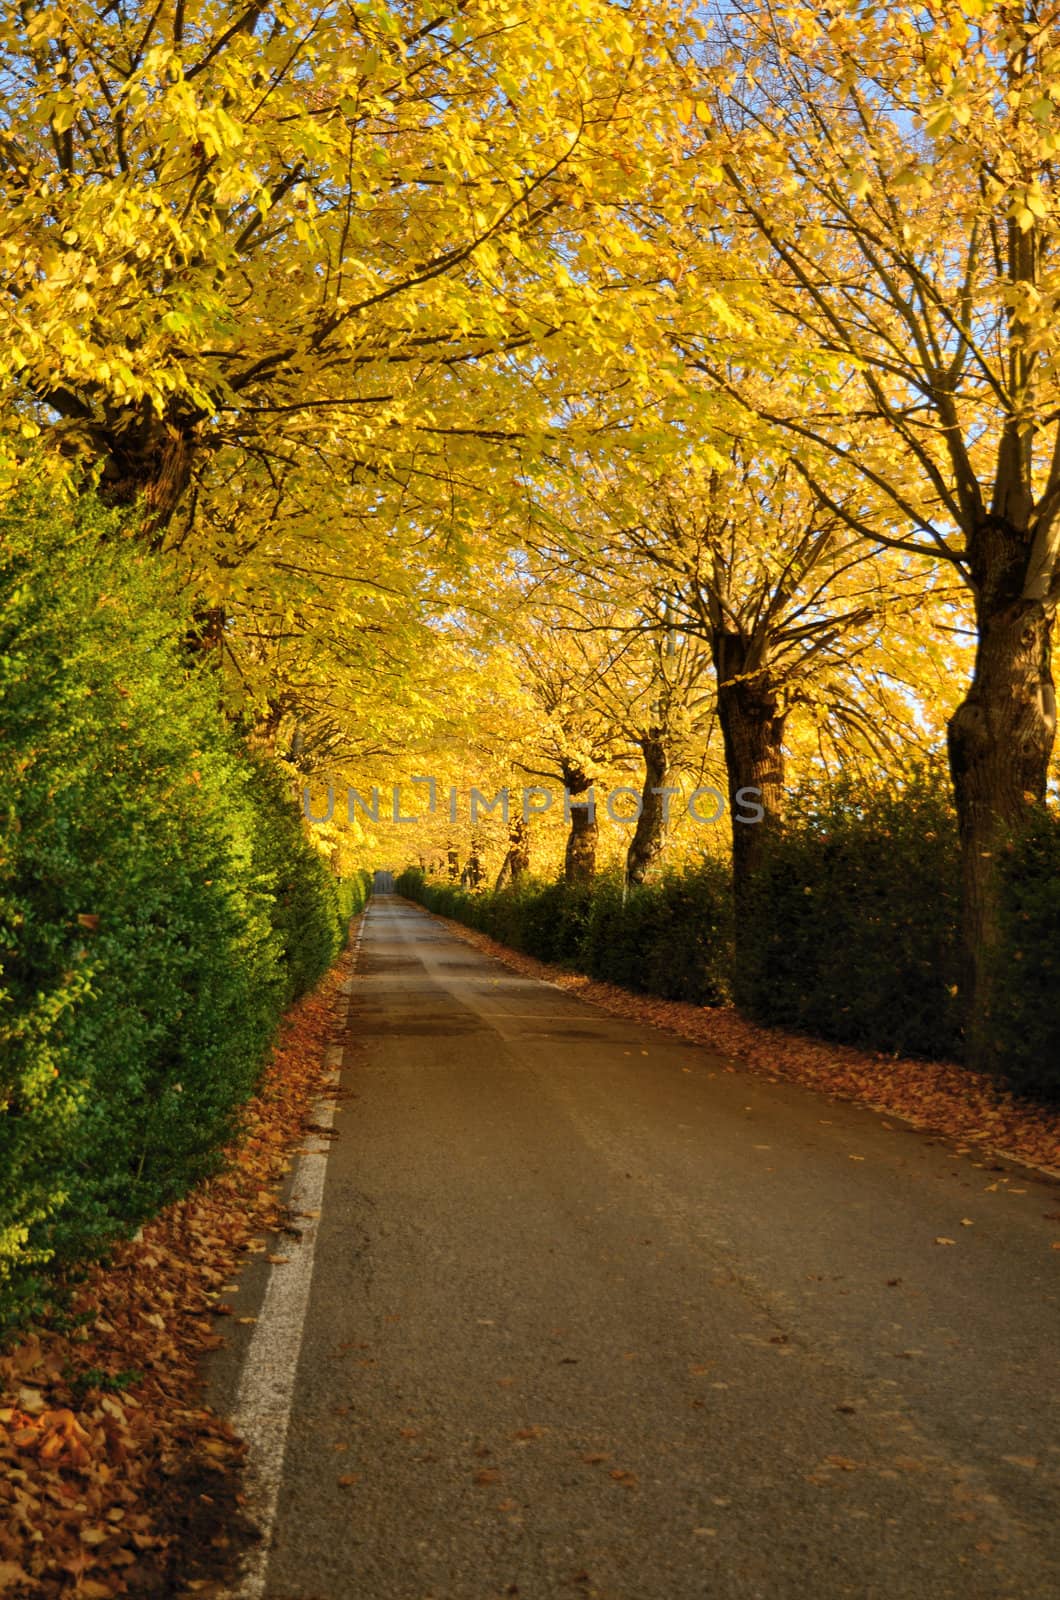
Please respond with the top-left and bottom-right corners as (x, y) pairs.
(215, 895), (1060, 1600)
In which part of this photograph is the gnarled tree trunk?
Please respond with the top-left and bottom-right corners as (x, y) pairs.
(494, 817), (530, 890)
(561, 763), (597, 884)
(713, 631), (787, 914)
(947, 512), (1056, 1064)
(49, 391), (204, 545)
(626, 731), (668, 885)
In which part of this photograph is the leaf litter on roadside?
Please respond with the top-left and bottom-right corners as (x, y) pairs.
(0, 931), (360, 1598)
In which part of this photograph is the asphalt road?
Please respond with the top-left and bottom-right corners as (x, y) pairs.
(217, 895), (1060, 1600)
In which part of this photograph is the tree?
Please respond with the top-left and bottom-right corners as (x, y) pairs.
(675, 0), (1060, 1051)
(530, 427), (959, 909)
(0, 0), (695, 535)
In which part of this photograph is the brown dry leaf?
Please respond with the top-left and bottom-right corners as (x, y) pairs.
(266, 1254), (290, 1266)
(513, 1426), (544, 1441)
(934, 1237), (957, 1246)
(338, 1473), (360, 1487)
(474, 1469), (502, 1485)
(582, 1452), (609, 1464)
(1000, 1455), (1039, 1469)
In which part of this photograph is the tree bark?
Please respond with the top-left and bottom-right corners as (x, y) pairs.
(462, 836), (484, 889)
(447, 844), (460, 882)
(561, 763), (597, 884)
(947, 514), (1056, 1063)
(56, 398), (204, 544)
(564, 802), (597, 883)
(713, 631), (787, 913)
(494, 817), (530, 890)
(626, 732), (668, 885)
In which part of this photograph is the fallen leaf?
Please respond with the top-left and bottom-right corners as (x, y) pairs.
(934, 1237), (957, 1246)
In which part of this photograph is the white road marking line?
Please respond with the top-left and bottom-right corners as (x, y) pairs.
(228, 905), (368, 1600)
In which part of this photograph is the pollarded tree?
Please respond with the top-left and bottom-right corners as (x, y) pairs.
(520, 582), (716, 884)
(533, 428), (964, 910)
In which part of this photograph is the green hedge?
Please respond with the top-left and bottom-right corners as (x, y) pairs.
(985, 811), (1060, 1101)
(337, 870), (373, 922)
(583, 863), (732, 1005)
(0, 493), (346, 1330)
(735, 770), (962, 1061)
(248, 758), (348, 1006)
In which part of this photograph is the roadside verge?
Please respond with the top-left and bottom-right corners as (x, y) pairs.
(0, 915), (364, 1600)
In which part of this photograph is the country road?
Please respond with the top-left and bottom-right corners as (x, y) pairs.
(214, 896), (1060, 1600)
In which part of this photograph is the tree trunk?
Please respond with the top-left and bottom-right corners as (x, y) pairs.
(561, 764), (597, 884)
(713, 632), (786, 913)
(564, 801), (597, 883)
(447, 844), (460, 882)
(626, 732), (668, 885)
(464, 836), (484, 889)
(494, 817), (530, 890)
(947, 515), (1056, 1064)
(87, 407), (202, 543)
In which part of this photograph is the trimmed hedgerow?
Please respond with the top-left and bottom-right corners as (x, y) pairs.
(247, 756), (346, 1007)
(985, 809), (1060, 1102)
(583, 863), (732, 1005)
(337, 870), (373, 923)
(0, 492), (345, 1330)
(735, 768), (962, 1061)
